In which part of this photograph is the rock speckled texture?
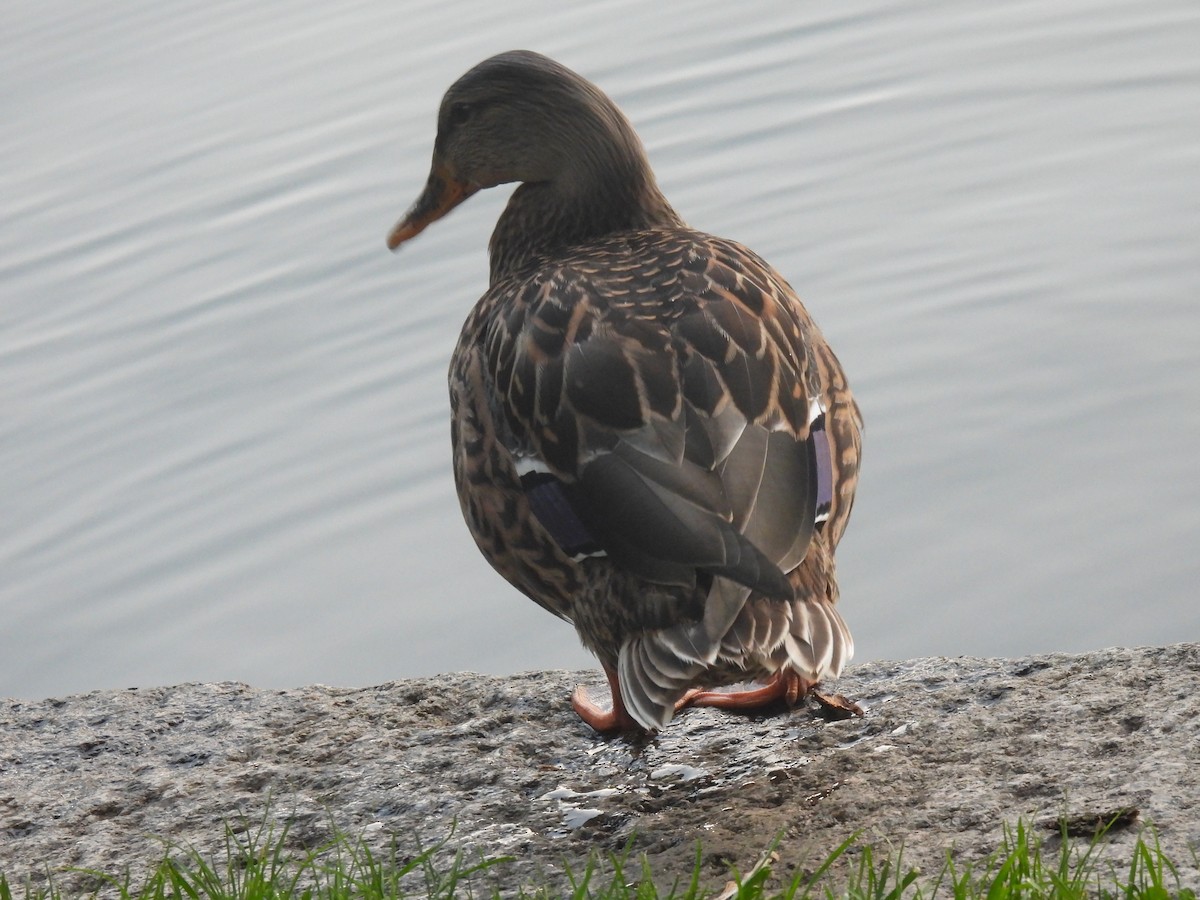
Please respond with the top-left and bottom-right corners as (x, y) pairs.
(1, 644), (1198, 893)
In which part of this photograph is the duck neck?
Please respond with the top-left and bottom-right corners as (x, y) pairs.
(487, 121), (683, 284)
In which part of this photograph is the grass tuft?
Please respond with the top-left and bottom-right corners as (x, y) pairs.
(0, 812), (1195, 899)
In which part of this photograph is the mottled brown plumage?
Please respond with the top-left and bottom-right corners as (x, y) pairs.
(387, 51), (862, 732)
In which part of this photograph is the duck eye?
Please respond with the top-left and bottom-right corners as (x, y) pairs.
(447, 102), (473, 127)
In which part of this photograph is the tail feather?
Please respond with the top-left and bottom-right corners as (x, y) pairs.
(616, 582), (853, 731)
(617, 637), (698, 731)
(777, 598), (853, 679)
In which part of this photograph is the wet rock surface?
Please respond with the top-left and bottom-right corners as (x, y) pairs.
(1, 644), (1198, 893)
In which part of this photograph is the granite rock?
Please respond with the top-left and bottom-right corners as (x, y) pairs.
(1, 644), (1197, 894)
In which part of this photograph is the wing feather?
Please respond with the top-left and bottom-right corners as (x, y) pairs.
(474, 230), (840, 665)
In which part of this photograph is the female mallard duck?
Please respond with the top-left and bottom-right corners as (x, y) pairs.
(387, 51), (862, 733)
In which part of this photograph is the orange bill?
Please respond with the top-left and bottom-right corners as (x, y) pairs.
(386, 164), (478, 251)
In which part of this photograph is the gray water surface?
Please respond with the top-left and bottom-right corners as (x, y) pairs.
(3, 0), (1198, 699)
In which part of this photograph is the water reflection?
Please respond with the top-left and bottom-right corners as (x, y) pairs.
(2, 0), (1197, 700)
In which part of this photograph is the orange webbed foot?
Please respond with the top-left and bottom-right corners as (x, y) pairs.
(571, 666), (645, 733)
(681, 669), (815, 712)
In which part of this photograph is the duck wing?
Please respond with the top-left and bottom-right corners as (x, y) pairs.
(483, 230), (824, 606)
